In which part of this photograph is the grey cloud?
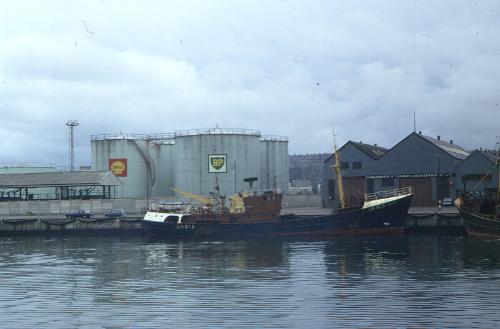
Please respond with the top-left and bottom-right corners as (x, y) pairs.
(0, 0), (499, 168)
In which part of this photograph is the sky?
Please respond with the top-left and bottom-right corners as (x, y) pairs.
(1, 0), (499, 168)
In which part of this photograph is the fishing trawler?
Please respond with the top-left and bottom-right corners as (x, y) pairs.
(143, 132), (413, 238)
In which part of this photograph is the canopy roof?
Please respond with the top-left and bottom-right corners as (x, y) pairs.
(0, 171), (122, 189)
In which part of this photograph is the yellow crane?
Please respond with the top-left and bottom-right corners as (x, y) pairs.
(171, 187), (212, 206)
(171, 187), (248, 213)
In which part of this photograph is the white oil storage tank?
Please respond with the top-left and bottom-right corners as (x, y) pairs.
(91, 134), (157, 198)
(172, 128), (262, 196)
(150, 140), (175, 197)
(260, 136), (289, 193)
(90, 129), (289, 199)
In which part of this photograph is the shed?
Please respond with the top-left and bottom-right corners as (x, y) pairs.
(0, 171), (122, 201)
(455, 150), (499, 197)
(321, 141), (388, 208)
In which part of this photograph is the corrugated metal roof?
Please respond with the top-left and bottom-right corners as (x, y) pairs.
(349, 141), (388, 160)
(0, 171), (122, 188)
(323, 141), (388, 163)
(420, 135), (469, 159)
(480, 150), (500, 163)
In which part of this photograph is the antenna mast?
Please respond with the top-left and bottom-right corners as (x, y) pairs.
(66, 120), (79, 171)
(333, 128), (345, 209)
(413, 111), (416, 133)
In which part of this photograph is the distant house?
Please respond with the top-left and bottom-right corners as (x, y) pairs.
(289, 153), (329, 194)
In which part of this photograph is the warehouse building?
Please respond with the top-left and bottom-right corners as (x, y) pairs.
(91, 128), (289, 198)
(0, 171), (121, 201)
(321, 141), (388, 207)
(456, 150), (499, 198)
(320, 132), (499, 207)
(0, 165), (58, 200)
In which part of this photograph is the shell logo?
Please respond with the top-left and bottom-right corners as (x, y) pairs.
(109, 159), (127, 177)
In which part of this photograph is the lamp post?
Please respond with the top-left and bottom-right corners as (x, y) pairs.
(66, 120), (79, 171)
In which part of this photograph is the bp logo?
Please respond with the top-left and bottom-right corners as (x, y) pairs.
(208, 154), (227, 173)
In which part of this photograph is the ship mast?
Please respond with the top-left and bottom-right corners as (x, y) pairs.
(333, 129), (346, 209)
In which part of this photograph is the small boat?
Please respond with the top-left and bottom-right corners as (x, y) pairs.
(455, 149), (500, 238)
(456, 200), (500, 238)
(143, 130), (413, 239)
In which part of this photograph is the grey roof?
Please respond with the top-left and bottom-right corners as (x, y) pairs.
(478, 150), (500, 164)
(420, 134), (469, 159)
(0, 171), (122, 188)
(324, 141), (388, 163)
(349, 141), (388, 160)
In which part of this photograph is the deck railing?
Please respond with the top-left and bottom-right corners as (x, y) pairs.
(364, 186), (413, 202)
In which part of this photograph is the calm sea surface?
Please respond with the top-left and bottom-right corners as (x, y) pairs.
(1, 234), (500, 328)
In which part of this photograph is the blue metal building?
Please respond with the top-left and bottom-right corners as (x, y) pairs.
(321, 132), (498, 207)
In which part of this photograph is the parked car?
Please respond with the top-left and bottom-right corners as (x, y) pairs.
(442, 198), (453, 207)
(65, 210), (93, 219)
(104, 209), (127, 219)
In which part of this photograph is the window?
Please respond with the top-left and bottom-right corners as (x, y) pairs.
(328, 179), (336, 199)
(352, 161), (362, 169)
(381, 178), (394, 187)
(340, 162), (349, 170)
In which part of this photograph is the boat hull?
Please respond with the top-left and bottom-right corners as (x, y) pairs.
(143, 194), (412, 239)
(460, 209), (500, 239)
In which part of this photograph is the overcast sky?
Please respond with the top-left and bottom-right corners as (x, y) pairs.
(1, 0), (499, 168)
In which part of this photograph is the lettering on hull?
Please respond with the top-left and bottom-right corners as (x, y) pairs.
(177, 224), (195, 230)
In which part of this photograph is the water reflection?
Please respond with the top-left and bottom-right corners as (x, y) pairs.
(463, 237), (500, 268)
(321, 235), (500, 328)
(323, 236), (409, 279)
(2, 235), (500, 328)
(142, 239), (291, 283)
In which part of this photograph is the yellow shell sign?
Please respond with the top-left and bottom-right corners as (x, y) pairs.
(109, 159), (127, 177)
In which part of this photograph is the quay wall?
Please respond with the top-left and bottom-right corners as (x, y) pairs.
(0, 211), (465, 236)
(404, 212), (464, 234)
(0, 217), (142, 235)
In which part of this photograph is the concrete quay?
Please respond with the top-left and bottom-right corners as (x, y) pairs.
(282, 206), (464, 234)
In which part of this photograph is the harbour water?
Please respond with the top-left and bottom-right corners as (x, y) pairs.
(1, 235), (500, 328)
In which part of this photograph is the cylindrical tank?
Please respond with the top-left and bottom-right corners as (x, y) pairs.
(260, 137), (289, 193)
(151, 140), (175, 197)
(91, 130), (289, 199)
(172, 128), (262, 196)
(91, 134), (154, 198)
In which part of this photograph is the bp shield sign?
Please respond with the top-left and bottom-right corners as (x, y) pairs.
(208, 154), (227, 173)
